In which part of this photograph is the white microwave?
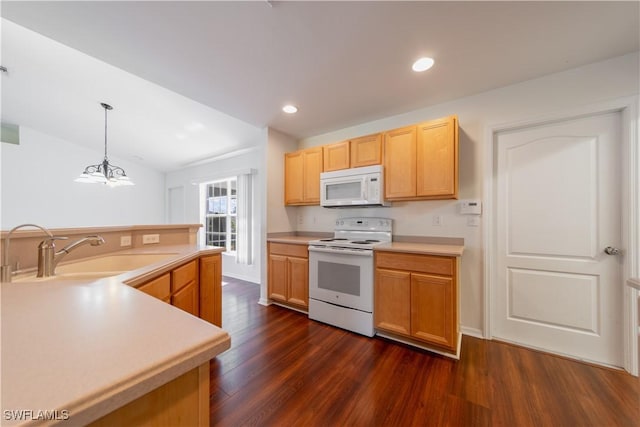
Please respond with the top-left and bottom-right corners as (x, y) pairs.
(320, 165), (390, 208)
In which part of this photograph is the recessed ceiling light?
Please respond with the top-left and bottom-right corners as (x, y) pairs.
(283, 105), (298, 114)
(412, 57), (434, 72)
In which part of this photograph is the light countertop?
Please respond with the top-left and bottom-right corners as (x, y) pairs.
(267, 235), (327, 245)
(375, 242), (464, 257)
(1, 245), (230, 426)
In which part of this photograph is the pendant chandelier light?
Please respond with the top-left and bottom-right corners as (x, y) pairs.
(75, 102), (134, 186)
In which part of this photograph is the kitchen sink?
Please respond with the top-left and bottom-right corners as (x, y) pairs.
(55, 253), (178, 274)
(12, 253), (179, 282)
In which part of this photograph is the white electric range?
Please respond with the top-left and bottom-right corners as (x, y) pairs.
(308, 217), (392, 336)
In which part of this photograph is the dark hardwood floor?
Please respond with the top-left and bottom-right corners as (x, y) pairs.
(210, 277), (639, 426)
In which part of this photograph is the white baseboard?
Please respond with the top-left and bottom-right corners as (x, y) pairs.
(258, 297), (270, 306)
(460, 326), (485, 339)
(222, 272), (259, 284)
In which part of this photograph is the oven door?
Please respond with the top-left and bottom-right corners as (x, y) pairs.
(308, 246), (373, 312)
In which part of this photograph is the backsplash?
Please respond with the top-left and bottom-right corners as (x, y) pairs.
(0, 224), (201, 273)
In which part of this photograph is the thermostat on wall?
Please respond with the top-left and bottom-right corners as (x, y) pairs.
(460, 200), (482, 215)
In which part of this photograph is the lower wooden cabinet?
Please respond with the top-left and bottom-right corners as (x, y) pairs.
(268, 242), (309, 310)
(374, 251), (458, 353)
(171, 280), (199, 317)
(137, 273), (171, 303)
(89, 363), (209, 427)
(199, 254), (222, 327)
(137, 254), (222, 326)
(374, 268), (411, 336)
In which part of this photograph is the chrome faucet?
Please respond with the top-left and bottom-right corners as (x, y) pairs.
(1, 223), (54, 282)
(38, 235), (105, 278)
(1, 224), (106, 282)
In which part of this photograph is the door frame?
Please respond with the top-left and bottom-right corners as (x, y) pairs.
(483, 96), (639, 375)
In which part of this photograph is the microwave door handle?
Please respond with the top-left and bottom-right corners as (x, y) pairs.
(361, 177), (367, 200)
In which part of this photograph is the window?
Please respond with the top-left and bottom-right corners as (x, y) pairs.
(203, 178), (236, 251)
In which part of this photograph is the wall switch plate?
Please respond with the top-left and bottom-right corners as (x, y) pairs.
(120, 235), (132, 246)
(142, 234), (160, 245)
(432, 215), (442, 226)
(467, 216), (481, 227)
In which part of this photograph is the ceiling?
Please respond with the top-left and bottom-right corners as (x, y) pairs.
(1, 1), (638, 172)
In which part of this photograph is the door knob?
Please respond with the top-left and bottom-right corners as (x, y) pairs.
(604, 246), (621, 255)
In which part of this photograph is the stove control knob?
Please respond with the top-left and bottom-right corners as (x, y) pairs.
(339, 220), (344, 226)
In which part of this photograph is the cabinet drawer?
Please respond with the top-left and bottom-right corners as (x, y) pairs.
(138, 273), (171, 301)
(375, 251), (454, 276)
(269, 242), (308, 258)
(171, 260), (198, 292)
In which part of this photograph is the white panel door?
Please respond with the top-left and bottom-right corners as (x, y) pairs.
(493, 111), (623, 367)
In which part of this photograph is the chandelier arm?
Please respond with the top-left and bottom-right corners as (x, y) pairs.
(76, 102), (133, 186)
(104, 104), (108, 161)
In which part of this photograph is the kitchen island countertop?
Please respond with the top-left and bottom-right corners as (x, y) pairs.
(1, 245), (229, 426)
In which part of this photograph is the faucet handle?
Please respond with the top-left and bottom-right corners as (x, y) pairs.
(38, 236), (69, 248)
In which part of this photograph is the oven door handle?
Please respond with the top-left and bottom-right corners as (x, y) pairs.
(308, 246), (374, 257)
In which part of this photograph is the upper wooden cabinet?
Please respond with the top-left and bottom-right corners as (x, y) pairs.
(285, 147), (323, 205)
(384, 115), (458, 200)
(323, 141), (350, 172)
(322, 134), (382, 172)
(350, 133), (382, 168)
(283, 114), (457, 205)
(417, 117), (458, 198)
(383, 126), (417, 199)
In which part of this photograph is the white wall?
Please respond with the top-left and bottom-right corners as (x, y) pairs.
(296, 52), (640, 336)
(165, 137), (266, 284)
(266, 128), (299, 233)
(1, 126), (165, 229)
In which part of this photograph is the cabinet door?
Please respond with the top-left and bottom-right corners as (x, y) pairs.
(172, 280), (200, 317)
(417, 115), (458, 198)
(268, 254), (288, 303)
(287, 256), (308, 309)
(411, 273), (455, 351)
(199, 254), (222, 327)
(138, 273), (171, 302)
(172, 260), (198, 293)
(384, 126), (417, 199)
(323, 141), (350, 172)
(350, 133), (382, 168)
(303, 147), (323, 203)
(374, 268), (411, 336)
(285, 151), (305, 205)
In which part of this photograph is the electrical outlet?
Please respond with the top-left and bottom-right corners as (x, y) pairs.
(120, 235), (132, 246)
(142, 234), (160, 245)
(467, 216), (480, 227)
(432, 215), (442, 226)
(298, 213), (304, 225)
